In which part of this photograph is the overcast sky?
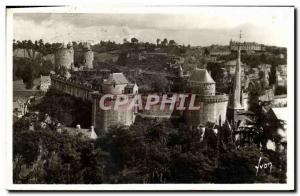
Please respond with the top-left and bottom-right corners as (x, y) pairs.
(12, 7), (293, 47)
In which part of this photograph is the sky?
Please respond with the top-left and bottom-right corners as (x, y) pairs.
(12, 7), (293, 47)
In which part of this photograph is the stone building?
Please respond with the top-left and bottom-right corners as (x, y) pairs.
(124, 83), (138, 94)
(102, 73), (132, 94)
(230, 40), (265, 51)
(92, 73), (138, 133)
(82, 42), (94, 69)
(54, 43), (74, 70)
(276, 64), (287, 87)
(209, 46), (231, 56)
(224, 59), (246, 76)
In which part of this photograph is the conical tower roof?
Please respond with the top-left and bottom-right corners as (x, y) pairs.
(188, 68), (215, 83)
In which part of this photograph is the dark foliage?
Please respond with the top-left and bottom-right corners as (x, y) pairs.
(29, 88), (92, 128)
(275, 85), (287, 95)
(13, 113), (286, 183)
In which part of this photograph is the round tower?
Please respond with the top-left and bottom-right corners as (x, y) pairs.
(185, 68), (228, 126)
(83, 42), (94, 69)
(187, 68), (216, 96)
(55, 43), (74, 70)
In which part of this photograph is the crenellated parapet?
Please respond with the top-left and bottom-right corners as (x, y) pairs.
(198, 94), (229, 103)
(189, 82), (216, 96)
(50, 74), (101, 101)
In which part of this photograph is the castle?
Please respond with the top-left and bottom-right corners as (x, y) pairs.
(49, 37), (273, 135)
(51, 44), (139, 134)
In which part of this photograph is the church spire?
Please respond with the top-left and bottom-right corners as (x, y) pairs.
(228, 30), (243, 109)
(227, 30), (244, 123)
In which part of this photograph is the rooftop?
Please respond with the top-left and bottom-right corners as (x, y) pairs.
(225, 59), (245, 66)
(103, 73), (129, 85)
(188, 68), (215, 84)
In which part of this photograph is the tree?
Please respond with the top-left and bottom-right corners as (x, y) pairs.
(213, 145), (267, 183)
(204, 48), (209, 56)
(161, 38), (168, 47)
(168, 40), (176, 46)
(131, 37), (139, 44)
(275, 85), (287, 95)
(29, 88), (92, 128)
(22, 62), (35, 89)
(150, 75), (170, 93)
(269, 64), (277, 86)
(156, 38), (161, 46)
(170, 151), (215, 183)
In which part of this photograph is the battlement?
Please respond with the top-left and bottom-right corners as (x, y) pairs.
(51, 74), (100, 91)
(199, 94), (229, 103)
(50, 74), (101, 101)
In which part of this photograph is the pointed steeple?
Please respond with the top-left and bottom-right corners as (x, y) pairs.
(227, 31), (245, 123)
(229, 30), (243, 109)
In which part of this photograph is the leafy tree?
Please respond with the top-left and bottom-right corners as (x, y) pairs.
(275, 85), (287, 95)
(213, 145), (264, 183)
(131, 37), (139, 44)
(168, 40), (176, 46)
(161, 38), (168, 47)
(156, 38), (161, 46)
(146, 75), (170, 93)
(30, 88), (92, 128)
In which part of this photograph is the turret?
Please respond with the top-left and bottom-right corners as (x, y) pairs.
(82, 42), (94, 69)
(55, 42), (74, 70)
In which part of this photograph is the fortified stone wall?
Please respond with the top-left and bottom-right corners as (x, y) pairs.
(50, 75), (98, 101)
(184, 94), (229, 126)
(91, 94), (136, 134)
(188, 83), (216, 96)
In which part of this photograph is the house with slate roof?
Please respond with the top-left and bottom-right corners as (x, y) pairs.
(102, 73), (137, 94)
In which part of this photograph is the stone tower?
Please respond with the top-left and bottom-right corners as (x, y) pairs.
(55, 42), (74, 70)
(227, 31), (244, 123)
(82, 42), (94, 69)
